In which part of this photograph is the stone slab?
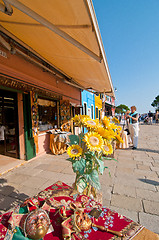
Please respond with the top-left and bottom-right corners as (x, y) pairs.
(134, 169), (158, 178)
(137, 164), (150, 171)
(21, 176), (49, 188)
(139, 212), (159, 234)
(152, 162), (159, 168)
(111, 194), (143, 211)
(114, 175), (156, 191)
(136, 188), (159, 202)
(151, 166), (159, 172)
(101, 185), (112, 201)
(143, 199), (159, 215)
(113, 184), (136, 198)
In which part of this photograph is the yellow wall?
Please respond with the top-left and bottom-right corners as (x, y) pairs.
(95, 95), (102, 119)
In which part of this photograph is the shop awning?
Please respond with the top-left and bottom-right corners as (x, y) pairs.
(0, 0), (115, 96)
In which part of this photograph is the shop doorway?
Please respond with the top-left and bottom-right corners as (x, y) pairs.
(0, 89), (19, 158)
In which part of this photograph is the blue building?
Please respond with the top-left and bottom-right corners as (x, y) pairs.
(81, 90), (95, 119)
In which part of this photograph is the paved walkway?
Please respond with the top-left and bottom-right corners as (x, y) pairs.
(0, 124), (159, 234)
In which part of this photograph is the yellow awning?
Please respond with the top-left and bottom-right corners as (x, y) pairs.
(0, 0), (114, 96)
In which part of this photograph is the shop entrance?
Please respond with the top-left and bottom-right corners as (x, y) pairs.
(0, 89), (19, 158)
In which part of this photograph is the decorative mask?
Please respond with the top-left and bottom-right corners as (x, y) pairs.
(75, 212), (92, 231)
(24, 209), (50, 239)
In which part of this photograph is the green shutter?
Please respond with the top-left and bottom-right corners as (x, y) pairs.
(23, 93), (36, 160)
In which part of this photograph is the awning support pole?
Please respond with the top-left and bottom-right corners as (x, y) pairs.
(5, 0), (102, 62)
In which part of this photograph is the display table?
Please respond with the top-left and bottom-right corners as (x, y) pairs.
(49, 132), (71, 155)
(119, 130), (129, 149)
(0, 181), (158, 240)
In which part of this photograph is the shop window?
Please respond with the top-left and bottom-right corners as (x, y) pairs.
(38, 98), (58, 132)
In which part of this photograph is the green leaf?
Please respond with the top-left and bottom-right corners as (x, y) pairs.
(76, 177), (87, 193)
(68, 135), (79, 146)
(102, 157), (118, 162)
(72, 158), (86, 174)
(98, 159), (105, 175)
(94, 155), (105, 174)
(66, 157), (74, 162)
(79, 132), (84, 141)
(84, 170), (101, 190)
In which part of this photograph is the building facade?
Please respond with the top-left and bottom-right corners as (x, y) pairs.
(81, 90), (95, 119)
(0, 40), (81, 160)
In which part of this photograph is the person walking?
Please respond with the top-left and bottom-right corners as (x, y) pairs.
(127, 106), (139, 149)
(148, 111), (153, 124)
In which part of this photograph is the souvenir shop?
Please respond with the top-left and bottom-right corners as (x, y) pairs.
(0, 41), (81, 160)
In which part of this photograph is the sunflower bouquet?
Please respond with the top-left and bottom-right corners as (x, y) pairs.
(67, 115), (123, 197)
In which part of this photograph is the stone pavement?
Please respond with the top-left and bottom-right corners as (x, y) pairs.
(0, 124), (159, 234)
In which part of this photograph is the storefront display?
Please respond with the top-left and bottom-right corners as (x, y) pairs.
(38, 98), (58, 132)
(60, 100), (71, 125)
(30, 91), (39, 153)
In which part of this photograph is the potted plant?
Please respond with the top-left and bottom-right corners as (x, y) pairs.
(67, 115), (123, 198)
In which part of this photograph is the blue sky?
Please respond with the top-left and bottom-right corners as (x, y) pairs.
(93, 0), (159, 114)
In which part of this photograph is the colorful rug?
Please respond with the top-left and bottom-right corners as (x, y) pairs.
(0, 181), (158, 240)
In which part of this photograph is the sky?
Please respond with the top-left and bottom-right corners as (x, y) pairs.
(93, 0), (159, 114)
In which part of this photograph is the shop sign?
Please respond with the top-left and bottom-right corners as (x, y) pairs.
(0, 49), (7, 58)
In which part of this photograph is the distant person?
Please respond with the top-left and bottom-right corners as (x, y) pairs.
(148, 111), (153, 124)
(127, 106), (139, 149)
(124, 110), (132, 145)
(124, 110), (130, 132)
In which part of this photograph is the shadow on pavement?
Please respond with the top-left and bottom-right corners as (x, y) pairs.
(139, 178), (159, 186)
(118, 148), (159, 154)
(0, 178), (29, 214)
(136, 148), (159, 154)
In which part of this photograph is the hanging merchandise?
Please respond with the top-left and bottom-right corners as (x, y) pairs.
(30, 91), (39, 153)
(59, 100), (71, 125)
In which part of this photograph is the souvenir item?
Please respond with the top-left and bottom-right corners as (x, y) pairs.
(24, 209), (50, 239)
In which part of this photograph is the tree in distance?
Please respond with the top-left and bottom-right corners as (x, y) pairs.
(115, 104), (130, 114)
(151, 95), (159, 111)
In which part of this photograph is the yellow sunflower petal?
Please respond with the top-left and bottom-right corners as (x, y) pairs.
(102, 143), (113, 155)
(96, 126), (115, 140)
(112, 117), (120, 124)
(67, 144), (83, 158)
(115, 134), (124, 143)
(102, 116), (111, 128)
(84, 132), (103, 152)
(84, 119), (99, 130)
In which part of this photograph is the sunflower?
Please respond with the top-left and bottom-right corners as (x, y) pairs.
(84, 119), (99, 130)
(117, 126), (122, 132)
(96, 126), (115, 140)
(84, 132), (104, 152)
(102, 116), (111, 128)
(102, 142), (113, 155)
(115, 134), (124, 143)
(112, 117), (120, 124)
(107, 123), (117, 130)
(67, 145), (83, 158)
(72, 115), (80, 123)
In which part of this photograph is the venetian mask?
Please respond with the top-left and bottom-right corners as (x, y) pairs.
(75, 212), (92, 231)
(24, 209), (50, 239)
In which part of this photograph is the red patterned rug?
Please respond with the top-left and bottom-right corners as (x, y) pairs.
(0, 181), (158, 240)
